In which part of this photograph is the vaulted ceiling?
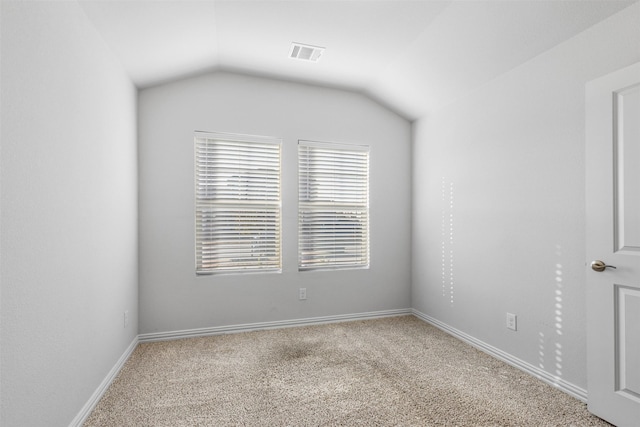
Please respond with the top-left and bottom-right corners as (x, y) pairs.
(78, 0), (636, 120)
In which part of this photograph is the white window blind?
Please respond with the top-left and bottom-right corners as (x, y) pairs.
(298, 140), (370, 271)
(195, 132), (281, 274)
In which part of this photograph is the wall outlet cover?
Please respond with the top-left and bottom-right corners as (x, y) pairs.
(506, 313), (517, 331)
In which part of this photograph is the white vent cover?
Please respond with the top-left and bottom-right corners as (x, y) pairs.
(289, 42), (324, 62)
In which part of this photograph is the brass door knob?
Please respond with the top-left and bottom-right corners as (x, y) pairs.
(591, 260), (617, 272)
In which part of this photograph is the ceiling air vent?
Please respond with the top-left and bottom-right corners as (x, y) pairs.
(289, 42), (324, 62)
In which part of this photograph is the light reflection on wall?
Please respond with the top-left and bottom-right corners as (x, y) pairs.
(441, 178), (447, 298)
(441, 177), (455, 306)
(538, 332), (545, 370)
(538, 245), (564, 382)
(554, 244), (564, 378)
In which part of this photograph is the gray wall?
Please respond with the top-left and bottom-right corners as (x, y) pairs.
(138, 72), (412, 334)
(3, 2), (636, 425)
(412, 2), (640, 390)
(0, 2), (138, 426)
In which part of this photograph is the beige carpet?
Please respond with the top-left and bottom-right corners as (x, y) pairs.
(84, 316), (610, 426)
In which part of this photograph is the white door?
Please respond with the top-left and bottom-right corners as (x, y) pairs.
(586, 62), (640, 427)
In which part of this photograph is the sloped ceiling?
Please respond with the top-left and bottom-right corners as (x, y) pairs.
(78, 0), (636, 120)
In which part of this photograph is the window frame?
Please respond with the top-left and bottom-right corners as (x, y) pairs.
(194, 131), (282, 275)
(298, 139), (370, 272)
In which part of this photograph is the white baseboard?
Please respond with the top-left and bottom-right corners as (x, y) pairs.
(138, 308), (412, 342)
(411, 309), (588, 403)
(68, 336), (139, 427)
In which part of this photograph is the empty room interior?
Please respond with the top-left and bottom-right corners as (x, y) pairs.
(1, 0), (639, 426)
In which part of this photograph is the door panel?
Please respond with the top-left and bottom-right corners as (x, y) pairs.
(614, 84), (640, 253)
(586, 62), (640, 427)
(615, 285), (640, 400)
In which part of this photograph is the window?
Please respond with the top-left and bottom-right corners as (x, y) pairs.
(298, 140), (370, 271)
(195, 132), (281, 274)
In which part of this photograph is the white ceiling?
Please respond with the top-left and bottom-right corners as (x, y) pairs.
(78, 0), (636, 120)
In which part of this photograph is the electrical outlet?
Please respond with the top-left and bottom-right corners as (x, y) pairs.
(124, 310), (129, 328)
(299, 288), (307, 300)
(506, 313), (517, 331)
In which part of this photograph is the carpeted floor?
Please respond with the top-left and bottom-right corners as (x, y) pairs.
(84, 315), (611, 426)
